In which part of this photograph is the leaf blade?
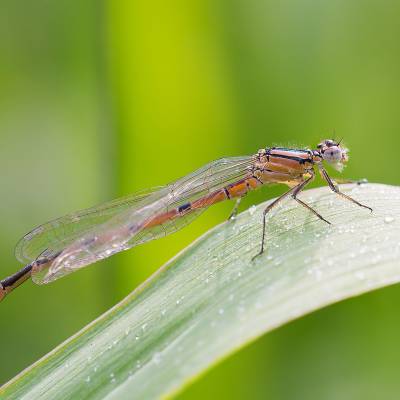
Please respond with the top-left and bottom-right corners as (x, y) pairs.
(2, 183), (400, 400)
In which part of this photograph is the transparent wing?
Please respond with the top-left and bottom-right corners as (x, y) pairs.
(128, 156), (255, 246)
(29, 156), (254, 284)
(15, 187), (164, 264)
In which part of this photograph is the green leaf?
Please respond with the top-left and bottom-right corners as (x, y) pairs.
(2, 184), (400, 400)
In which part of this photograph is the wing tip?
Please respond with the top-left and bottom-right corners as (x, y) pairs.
(14, 225), (48, 264)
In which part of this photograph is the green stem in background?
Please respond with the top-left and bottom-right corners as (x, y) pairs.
(1, 184), (400, 400)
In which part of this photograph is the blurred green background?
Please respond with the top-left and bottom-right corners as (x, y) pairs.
(1, 0), (400, 398)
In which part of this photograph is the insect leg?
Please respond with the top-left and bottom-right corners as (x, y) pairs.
(228, 197), (242, 220)
(293, 197), (331, 224)
(319, 165), (372, 212)
(252, 185), (299, 260)
(292, 172), (331, 225)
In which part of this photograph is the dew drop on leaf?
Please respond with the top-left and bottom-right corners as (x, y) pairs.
(384, 216), (395, 224)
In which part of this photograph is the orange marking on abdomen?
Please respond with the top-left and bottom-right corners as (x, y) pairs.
(226, 177), (260, 198)
(191, 189), (227, 209)
(141, 176), (261, 230)
(142, 209), (179, 229)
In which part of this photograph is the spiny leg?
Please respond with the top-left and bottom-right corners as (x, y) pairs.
(253, 172), (334, 261)
(292, 197), (331, 225)
(319, 165), (372, 212)
(228, 197), (242, 220)
(292, 173), (331, 225)
(252, 185), (299, 261)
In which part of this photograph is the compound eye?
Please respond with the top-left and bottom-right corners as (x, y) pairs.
(323, 146), (342, 163)
(325, 139), (336, 147)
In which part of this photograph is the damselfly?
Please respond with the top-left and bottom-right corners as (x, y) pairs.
(0, 139), (372, 301)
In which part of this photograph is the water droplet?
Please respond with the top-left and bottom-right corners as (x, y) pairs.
(141, 323), (148, 331)
(384, 216), (395, 224)
(218, 308), (224, 315)
(85, 376), (91, 383)
(315, 269), (323, 281)
(359, 246), (368, 254)
(237, 305), (245, 313)
(248, 205), (257, 216)
(354, 271), (365, 280)
(153, 352), (162, 365)
(125, 328), (131, 336)
(361, 235), (368, 243)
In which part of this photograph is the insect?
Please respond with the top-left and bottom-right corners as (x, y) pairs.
(0, 139), (371, 301)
